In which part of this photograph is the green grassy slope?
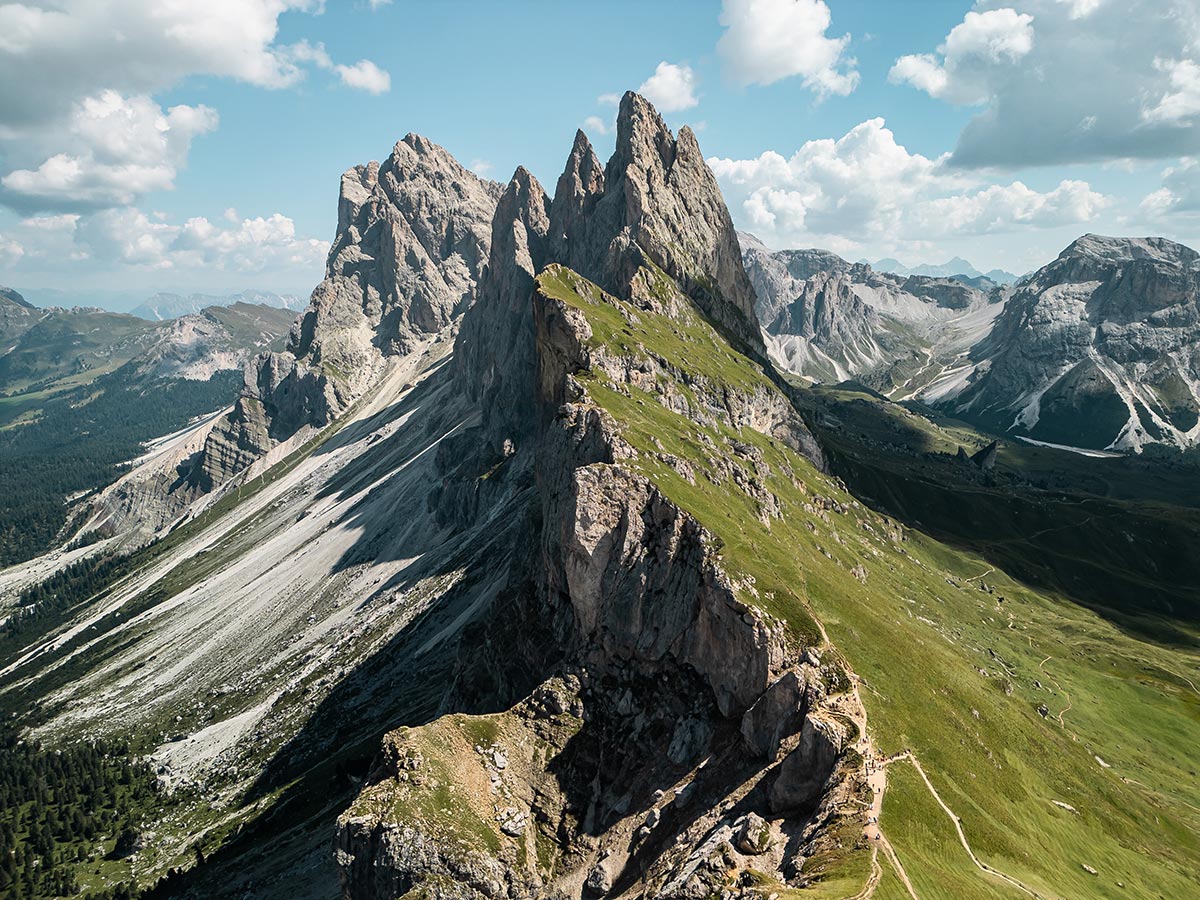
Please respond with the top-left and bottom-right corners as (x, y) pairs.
(790, 384), (1200, 636)
(0, 310), (155, 403)
(538, 266), (1200, 899)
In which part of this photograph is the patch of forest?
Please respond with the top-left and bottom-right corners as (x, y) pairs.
(0, 723), (158, 899)
(0, 365), (240, 567)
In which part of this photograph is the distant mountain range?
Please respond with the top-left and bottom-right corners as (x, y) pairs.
(130, 289), (304, 320)
(0, 287), (301, 564)
(0, 290), (300, 401)
(748, 233), (1200, 452)
(866, 255), (1020, 284)
(11, 286), (305, 317)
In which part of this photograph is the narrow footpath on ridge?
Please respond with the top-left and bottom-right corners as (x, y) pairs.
(800, 576), (1053, 900)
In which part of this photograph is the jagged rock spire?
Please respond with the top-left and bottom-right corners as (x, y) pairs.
(548, 129), (605, 261)
(548, 91), (766, 355)
(455, 166), (552, 442)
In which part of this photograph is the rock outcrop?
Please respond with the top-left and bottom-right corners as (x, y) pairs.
(69, 140), (501, 547)
(455, 166), (552, 446)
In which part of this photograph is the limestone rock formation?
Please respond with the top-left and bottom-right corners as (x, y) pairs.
(548, 93), (765, 355)
(185, 136), (501, 493)
(943, 235), (1200, 450)
(335, 95), (842, 900)
(455, 166), (552, 445)
(337, 263), (846, 898)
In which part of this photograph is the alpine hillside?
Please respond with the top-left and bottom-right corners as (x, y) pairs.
(0, 95), (1195, 900)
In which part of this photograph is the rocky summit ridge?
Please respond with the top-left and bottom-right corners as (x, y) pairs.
(547, 94), (765, 358)
(92, 94), (786, 548)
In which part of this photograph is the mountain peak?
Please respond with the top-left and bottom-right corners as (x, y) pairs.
(1059, 233), (1199, 267)
(399, 132), (444, 157)
(384, 133), (493, 194)
(549, 130), (605, 260)
(0, 285), (34, 309)
(613, 90), (675, 172)
(454, 163), (551, 440)
(558, 91), (764, 354)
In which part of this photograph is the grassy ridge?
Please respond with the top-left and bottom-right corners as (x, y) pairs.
(539, 266), (1200, 898)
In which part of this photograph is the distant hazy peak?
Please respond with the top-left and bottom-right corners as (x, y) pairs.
(130, 290), (302, 321)
(0, 285), (35, 309)
(736, 231), (768, 252)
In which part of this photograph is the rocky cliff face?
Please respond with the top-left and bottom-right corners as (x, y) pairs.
(942, 235), (1200, 451)
(337, 262), (847, 900)
(334, 95), (848, 900)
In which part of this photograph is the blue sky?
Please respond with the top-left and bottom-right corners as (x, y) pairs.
(0, 0), (1197, 305)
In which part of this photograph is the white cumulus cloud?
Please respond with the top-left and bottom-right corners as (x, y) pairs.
(1, 91), (218, 211)
(284, 42), (391, 94)
(76, 207), (177, 267)
(717, 0), (859, 96)
(889, 9), (1035, 105)
(1138, 158), (1200, 218)
(0, 1), (324, 128)
(637, 62), (699, 112)
(890, 0), (1200, 167)
(334, 59), (391, 94)
(582, 115), (611, 136)
(1143, 59), (1200, 125)
(0, 235), (22, 266)
(707, 118), (1108, 254)
(0, 2), (389, 213)
(67, 207), (328, 274)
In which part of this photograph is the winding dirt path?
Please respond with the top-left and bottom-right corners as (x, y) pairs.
(964, 565), (995, 583)
(1039, 656), (1076, 735)
(799, 577), (920, 900)
(799, 573), (1053, 900)
(888, 753), (1048, 899)
(1173, 671), (1200, 698)
(851, 678), (921, 900)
